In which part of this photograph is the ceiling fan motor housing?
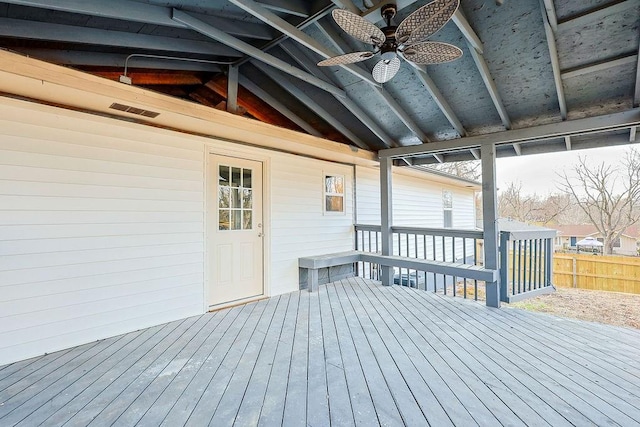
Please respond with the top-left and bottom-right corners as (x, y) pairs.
(380, 26), (398, 61)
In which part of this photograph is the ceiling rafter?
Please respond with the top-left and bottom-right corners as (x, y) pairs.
(280, 40), (395, 148)
(562, 54), (638, 80)
(540, 0), (567, 120)
(409, 63), (466, 137)
(315, 20), (430, 143)
(228, 0), (378, 86)
(330, 0), (360, 14)
(251, 60), (370, 149)
(257, 0), (310, 17)
(10, 49), (223, 72)
(0, 0), (276, 40)
(0, 17), (241, 58)
(558, 0), (637, 31)
(238, 75), (322, 137)
(171, 9), (346, 98)
(455, 10), (511, 130)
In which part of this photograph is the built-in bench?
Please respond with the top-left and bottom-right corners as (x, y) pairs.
(299, 251), (498, 292)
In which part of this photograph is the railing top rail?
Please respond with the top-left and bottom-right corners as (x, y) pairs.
(501, 230), (557, 240)
(355, 224), (484, 239)
(354, 224), (382, 232)
(392, 226), (484, 239)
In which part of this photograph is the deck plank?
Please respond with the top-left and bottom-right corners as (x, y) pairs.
(282, 288), (310, 427)
(1, 279), (640, 427)
(233, 294), (290, 426)
(407, 287), (639, 425)
(207, 297), (281, 426)
(5, 330), (145, 426)
(181, 298), (271, 426)
(331, 282), (405, 427)
(317, 284), (356, 427)
(324, 280), (378, 427)
(257, 292), (299, 427)
(159, 303), (256, 426)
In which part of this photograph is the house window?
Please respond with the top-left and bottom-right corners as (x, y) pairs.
(570, 236), (577, 246)
(443, 190), (453, 228)
(613, 237), (621, 248)
(324, 175), (344, 213)
(218, 165), (253, 230)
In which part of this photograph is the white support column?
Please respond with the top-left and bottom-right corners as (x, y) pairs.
(481, 143), (500, 307)
(227, 65), (239, 114)
(380, 157), (394, 286)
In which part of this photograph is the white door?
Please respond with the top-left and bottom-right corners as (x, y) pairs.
(209, 154), (264, 306)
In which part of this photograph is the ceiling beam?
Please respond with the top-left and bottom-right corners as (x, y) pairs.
(238, 75), (322, 137)
(315, 21), (430, 142)
(558, 0), (637, 31)
(257, 0), (309, 17)
(11, 49), (223, 72)
(227, 66), (239, 114)
(562, 54), (638, 79)
(228, 0), (379, 86)
(540, 0), (567, 120)
(251, 61), (370, 149)
(0, 17), (241, 58)
(409, 64), (466, 137)
(379, 108), (640, 158)
(280, 41), (395, 148)
(171, 9), (346, 99)
(0, 0), (275, 40)
(565, 135), (572, 150)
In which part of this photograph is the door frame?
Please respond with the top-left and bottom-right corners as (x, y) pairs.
(204, 144), (271, 311)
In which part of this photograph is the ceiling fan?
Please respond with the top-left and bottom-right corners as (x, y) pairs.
(318, 0), (462, 83)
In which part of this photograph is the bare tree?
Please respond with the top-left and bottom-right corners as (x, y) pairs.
(427, 160), (481, 181)
(498, 182), (570, 225)
(557, 149), (640, 254)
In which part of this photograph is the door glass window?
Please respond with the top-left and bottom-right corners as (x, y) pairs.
(219, 165), (253, 230)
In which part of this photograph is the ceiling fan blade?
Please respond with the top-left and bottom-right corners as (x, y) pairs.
(401, 41), (462, 64)
(372, 57), (401, 83)
(396, 0), (459, 46)
(317, 51), (375, 66)
(332, 9), (385, 46)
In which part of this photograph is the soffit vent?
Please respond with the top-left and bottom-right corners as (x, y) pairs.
(109, 103), (160, 118)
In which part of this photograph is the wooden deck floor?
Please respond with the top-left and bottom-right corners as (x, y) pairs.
(1, 278), (640, 427)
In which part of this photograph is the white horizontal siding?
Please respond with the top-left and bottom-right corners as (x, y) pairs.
(0, 98), (205, 365)
(355, 166), (476, 229)
(269, 156), (354, 295)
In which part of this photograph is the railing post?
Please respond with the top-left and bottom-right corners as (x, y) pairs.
(481, 142), (500, 307)
(380, 157), (394, 286)
(545, 238), (554, 286)
(499, 231), (510, 302)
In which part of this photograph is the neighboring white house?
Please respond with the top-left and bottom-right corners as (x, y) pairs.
(553, 224), (639, 256)
(0, 52), (479, 366)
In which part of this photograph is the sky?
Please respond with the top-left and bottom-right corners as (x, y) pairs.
(495, 144), (633, 196)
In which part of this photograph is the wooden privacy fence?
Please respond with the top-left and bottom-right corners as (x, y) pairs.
(554, 253), (640, 294)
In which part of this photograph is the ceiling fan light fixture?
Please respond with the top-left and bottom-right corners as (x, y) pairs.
(372, 56), (401, 83)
